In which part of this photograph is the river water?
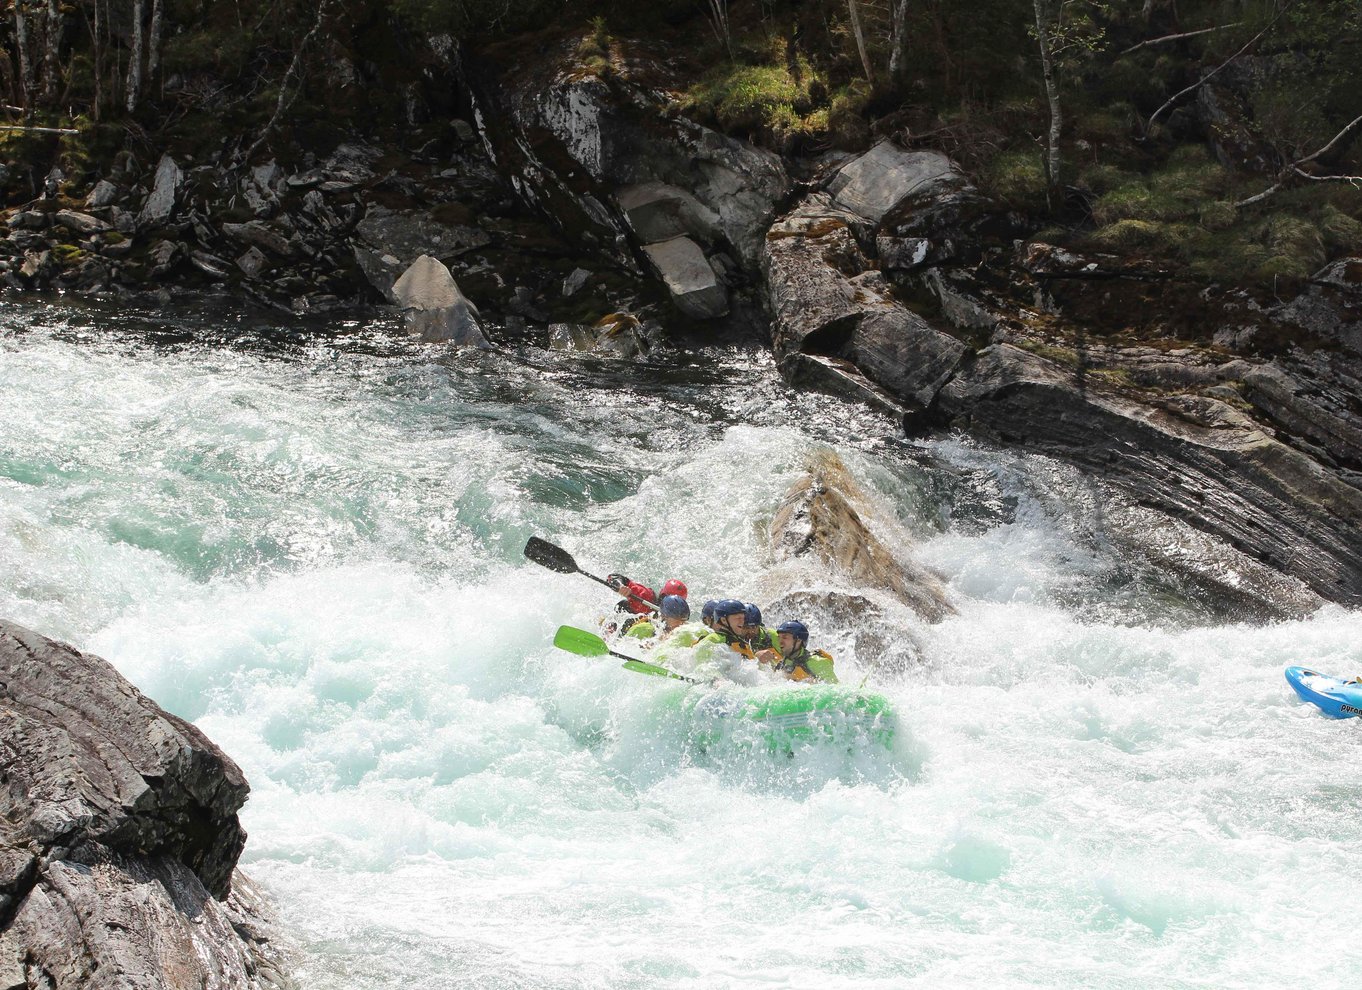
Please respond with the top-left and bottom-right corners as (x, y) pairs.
(3, 299), (1361, 988)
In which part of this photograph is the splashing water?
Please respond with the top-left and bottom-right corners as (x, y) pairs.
(4, 300), (1362, 989)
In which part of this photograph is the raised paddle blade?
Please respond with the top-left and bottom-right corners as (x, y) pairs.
(553, 625), (611, 657)
(622, 660), (700, 684)
(525, 537), (580, 575)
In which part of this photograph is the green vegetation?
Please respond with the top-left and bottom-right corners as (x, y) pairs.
(0, 0), (1356, 288)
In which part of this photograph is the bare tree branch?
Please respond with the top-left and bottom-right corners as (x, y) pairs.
(1121, 23), (1240, 55)
(0, 124), (78, 134)
(1297, 112), (1362, 167)
(242, 0), (339, 164)
(1145, 11), (1286, 133)
(1235, 113), (1362, 207)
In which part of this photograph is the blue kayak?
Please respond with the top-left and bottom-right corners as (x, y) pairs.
(1284, 666), (1362, 719)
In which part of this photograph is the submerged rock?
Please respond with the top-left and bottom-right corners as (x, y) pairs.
(0, 620), (292, 989)
(769, 450), (956, 622)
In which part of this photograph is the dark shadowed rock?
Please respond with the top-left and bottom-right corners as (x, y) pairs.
(761, 193), (966, 416)
(0, 620), (291, 988)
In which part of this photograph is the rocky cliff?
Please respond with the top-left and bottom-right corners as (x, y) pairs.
(0, 621), (290, 990)
(6, 37), (1362, 618)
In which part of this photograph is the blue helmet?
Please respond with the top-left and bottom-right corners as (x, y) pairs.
(776, 620), (809, 643)
(743, 603), (762, 627)
(712, 599), (746, 620)
(701, 600), (718, 622)
(660, 594), (690, 620)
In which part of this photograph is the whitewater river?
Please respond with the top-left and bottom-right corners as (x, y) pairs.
(4, 299), (1362, 988)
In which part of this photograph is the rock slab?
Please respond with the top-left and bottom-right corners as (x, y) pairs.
(0, 620), (291, 989)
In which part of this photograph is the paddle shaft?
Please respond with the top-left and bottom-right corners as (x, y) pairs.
(525, 536), (660, 612)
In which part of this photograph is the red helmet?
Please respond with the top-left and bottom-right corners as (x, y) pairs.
(660, 579), (688, 599)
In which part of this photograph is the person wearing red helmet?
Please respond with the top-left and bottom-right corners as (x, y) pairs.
(606, 572), (657, 620)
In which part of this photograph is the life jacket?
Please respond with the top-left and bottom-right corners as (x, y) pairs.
(702, 628), (757, 661)
(776, 647), (836, 683)
(624, 618), (656, 639)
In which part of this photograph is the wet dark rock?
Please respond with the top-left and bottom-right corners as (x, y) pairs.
(190, 250), (232, 280)
(236, 246), (270, 278)
(936, 344), (1362, 606)
(0, 620), (291, 988)
(223, 221), (295, 258)
(147, 239), (183, 277)
(761, 193), (966, 415)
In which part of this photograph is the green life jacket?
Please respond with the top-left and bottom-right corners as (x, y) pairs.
(776, 646), (838, 684)
(625, 619), (657, 639)
(665, 621), (707, 648)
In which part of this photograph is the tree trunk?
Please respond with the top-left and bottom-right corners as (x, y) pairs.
(890, 0), (911, 85)
(41, 0), (64, 105)
(91, 0), (102, 120)
(848, 0), (874, 84)
(125, 0), (143, 112)
(14, 1), (34, 109)
(1033, 0), (1063, 205)
(147, 0), (164, 82)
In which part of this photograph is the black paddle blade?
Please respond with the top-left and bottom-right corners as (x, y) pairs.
(524, 536), (579, 575)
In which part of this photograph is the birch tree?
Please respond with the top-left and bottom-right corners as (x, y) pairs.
(847, 0), (874, 83)
(889, 0), (911, 86)
(1030, 0), (1107, 207)
(125, 0), (144, 111)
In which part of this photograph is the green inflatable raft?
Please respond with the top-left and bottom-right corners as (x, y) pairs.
(552, 625), (896, 752)
(683, 683), (897, 753)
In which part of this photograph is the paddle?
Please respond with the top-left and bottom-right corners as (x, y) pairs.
(553, 625), (701, 684)
(524, 536), (660, 612)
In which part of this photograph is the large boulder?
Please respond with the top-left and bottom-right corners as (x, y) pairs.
(390, 254), (491, 347)
(353, 206), (492, 302)
(460, 42), (788, 281)
(828, 143), (965, 225)
(640, 235), (728, 319)
(137, 155), (182, 229)
(769, 450), (956, 622)
(0, 620), (290, 989)
(761, 193), (967, 416)
(617, 182), (720, 246)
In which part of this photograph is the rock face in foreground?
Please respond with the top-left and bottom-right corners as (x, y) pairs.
(0, 621), (290, 989)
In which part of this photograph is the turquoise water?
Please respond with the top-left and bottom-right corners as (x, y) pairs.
(4, 300), (1362, 988)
